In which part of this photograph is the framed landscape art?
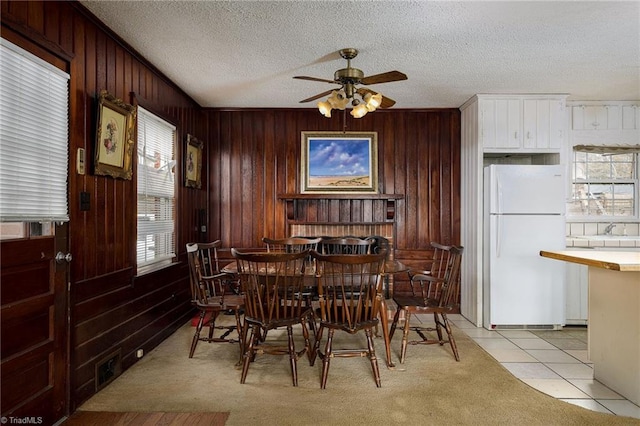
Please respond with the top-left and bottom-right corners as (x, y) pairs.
(94, 90), (136, 180)
(301, 131), (378, 194)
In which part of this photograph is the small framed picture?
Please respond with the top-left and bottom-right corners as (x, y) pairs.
(184, 134), (203, 189)
(94, 90), (136, 180)
(301, 131), (378, 193)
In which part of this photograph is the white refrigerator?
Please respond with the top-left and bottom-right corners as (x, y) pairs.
(483, 164), (566, 330)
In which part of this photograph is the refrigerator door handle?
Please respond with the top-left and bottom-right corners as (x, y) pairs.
(496, 176), (502, 214)
(496, 215), (501, 258)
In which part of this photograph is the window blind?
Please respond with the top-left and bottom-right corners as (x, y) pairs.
(137, 107), (176, 271)
(0, 38), (70, 222)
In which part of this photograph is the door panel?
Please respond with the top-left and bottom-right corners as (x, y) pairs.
(486, 215), (565, 326)
(1, 226), (68, 425)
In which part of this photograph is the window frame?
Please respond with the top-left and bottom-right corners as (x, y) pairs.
(135, 105), (178, 275)
(568, 149), (639, 221)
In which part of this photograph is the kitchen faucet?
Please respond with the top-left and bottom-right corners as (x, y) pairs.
(604, 223), (616, 235)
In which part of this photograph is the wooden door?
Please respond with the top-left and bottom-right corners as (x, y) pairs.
(1, 222), (69, 425)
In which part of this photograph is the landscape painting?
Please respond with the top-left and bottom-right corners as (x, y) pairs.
(301, 131), (378, 193)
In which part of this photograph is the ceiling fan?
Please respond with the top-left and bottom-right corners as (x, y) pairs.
(294, 48), (408, 118)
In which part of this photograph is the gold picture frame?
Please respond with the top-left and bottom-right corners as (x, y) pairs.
(301, 131), (378, 193)
(94, 90), (136, 180)
(184, 134), (203, 189)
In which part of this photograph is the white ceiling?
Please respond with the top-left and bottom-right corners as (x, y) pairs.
(78, 1), (640, 110)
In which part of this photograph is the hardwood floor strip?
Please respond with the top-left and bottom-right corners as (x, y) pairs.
(61, 411), (229, 426)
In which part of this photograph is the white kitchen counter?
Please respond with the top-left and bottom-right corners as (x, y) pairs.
(540, 250), (640, 405)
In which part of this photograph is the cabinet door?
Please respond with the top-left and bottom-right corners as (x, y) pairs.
(622, 105), (639, 130)
(572, 105), (621, 130)
(565, 262), (588, 324)
(523, 100), (545, 149)
(481, 99), (521, 149)
(523, 99), (565, 150)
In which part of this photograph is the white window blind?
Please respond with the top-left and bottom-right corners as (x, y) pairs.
(137, 107), (176, 272)
(0, 38), (70, 222)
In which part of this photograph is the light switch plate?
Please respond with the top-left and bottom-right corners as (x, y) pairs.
(77, 148), (85, 175)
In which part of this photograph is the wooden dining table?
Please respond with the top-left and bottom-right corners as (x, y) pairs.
(221, 258), (407, 369)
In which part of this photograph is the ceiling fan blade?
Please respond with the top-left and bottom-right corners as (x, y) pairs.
(299, 89), (335, 103)
(293, 76), (337, 84)
(378, 95), (397, 109)
(360, 70), (408, 85)
(357, 88), (396, 108)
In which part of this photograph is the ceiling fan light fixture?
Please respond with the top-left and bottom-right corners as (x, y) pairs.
(364, 92), (383, 111)
(350, 102), (368, 118)
(317, 100), (332, 117)
(328, 90), (349, 110)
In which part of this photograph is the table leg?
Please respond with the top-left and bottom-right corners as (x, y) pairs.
(377, 295), (395, 369)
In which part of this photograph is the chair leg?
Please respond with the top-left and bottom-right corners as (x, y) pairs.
(286, 325), (298, 387)
(300, 316), (313, 365)
(365, 328), (381, 387)
(441, 313), (460, 361)
(240, 325), (258, 384)
(208, 311), (220, 340)
(310, 324), (324, 366)
(400, 310), (412, 364)
(320, 329), (334, 389)
(389, 306), (402, 340)
(305, 296), (317, 337)
(434, 312), (444, 343)
(189, 311), (206, 358)
(234, 310), (244, 366)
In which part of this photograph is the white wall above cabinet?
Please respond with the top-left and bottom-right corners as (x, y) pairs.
(468, 94), (568, 153)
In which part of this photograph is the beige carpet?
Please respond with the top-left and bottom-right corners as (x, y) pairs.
(78, 318), (638, 425)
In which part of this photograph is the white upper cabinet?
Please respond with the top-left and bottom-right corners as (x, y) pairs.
(478, 95), (567, 152)
(569, 101), (640, 144)
(480, 99), (521, 150)
(571, 105), (619, 130)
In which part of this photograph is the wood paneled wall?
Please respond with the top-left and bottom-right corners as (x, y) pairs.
(207, 108), (461, 272)
(1, 0), (461, 415)
(1, 0), (206, 411)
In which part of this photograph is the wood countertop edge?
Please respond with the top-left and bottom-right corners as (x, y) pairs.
(540, 250), (640, 272)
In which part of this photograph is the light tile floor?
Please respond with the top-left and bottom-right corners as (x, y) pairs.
(412, 313), (640, 419)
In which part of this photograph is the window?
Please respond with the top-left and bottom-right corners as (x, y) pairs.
(569, 147), (638, 218)
(0, 38), (69, 224)
(136, 107), (176, 273)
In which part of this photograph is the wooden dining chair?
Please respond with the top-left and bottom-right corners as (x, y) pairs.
(310, 250), (386, 389)
(231, 249), (314, 386)
(389, 245), (464, 363)
(320, 236), (375, 255)
(263, 236), (323, 333)
(186, 242), (245, 360)
(262, 236), (322, 255)
(407, 241), (452, 282)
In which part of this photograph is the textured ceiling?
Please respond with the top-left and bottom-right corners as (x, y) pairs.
(78, 1), (640, 109)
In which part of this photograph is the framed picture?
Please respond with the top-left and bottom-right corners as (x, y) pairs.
(94, 90), (136, 180)
(184, 134), (203, 189)
(301, 131), (378, 194)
